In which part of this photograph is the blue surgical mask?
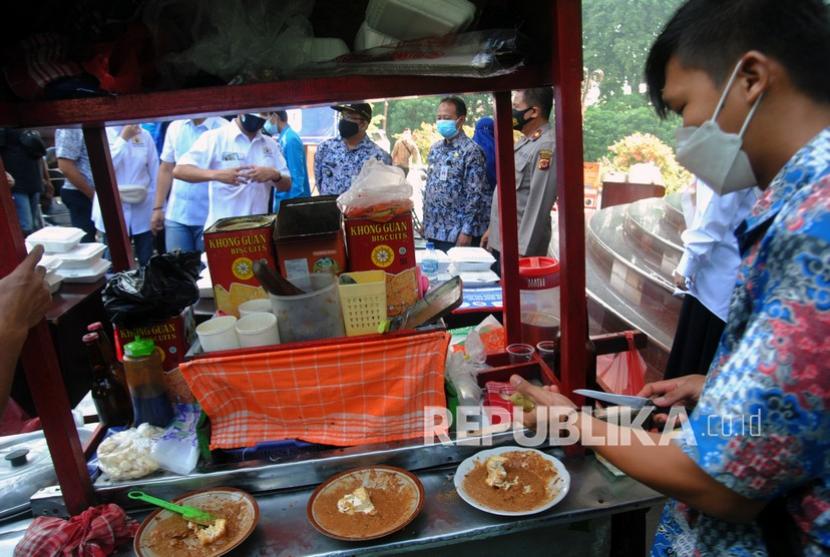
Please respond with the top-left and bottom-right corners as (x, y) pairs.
(263, 120), (278, 136)
(436, 119), (458, 139)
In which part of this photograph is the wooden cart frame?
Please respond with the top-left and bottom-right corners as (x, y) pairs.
(0, 1), (589, 516)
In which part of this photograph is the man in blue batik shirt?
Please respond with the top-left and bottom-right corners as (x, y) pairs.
(265, 110), (310, 212)
(313, 103), (391, 196)
(422, 96), (488, 252)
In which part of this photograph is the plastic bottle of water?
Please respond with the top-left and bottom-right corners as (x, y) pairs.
(421, 242), (439, 280)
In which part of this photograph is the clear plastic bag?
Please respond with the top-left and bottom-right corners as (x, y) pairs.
(295, 29), (526, 79)
(445, 350), (481, 407)
(149, 0), (315, 84)
(596, 331), (646, 396)
(336, 159), (413, 220)
(97, 424), (164, 481)
(151, 404), (201, 476)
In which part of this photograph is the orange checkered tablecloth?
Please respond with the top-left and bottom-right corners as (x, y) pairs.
(180, 332), (450, 449)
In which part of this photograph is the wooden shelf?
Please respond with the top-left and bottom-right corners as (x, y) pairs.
(0, 66), (553, 128)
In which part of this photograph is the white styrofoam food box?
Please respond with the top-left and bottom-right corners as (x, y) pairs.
(354, 20), (398, 50)
(57, 258), (111, 284)
(56, 242), (107, 269)
(301, 38), (350, 63)
(45, 272), (62, 294)
(447, 247), (496, 272)
(25, 227), (85, 253)
(455, 269), (500, 287)
(415, 248), (451, 272)
(365, 0), (476, 40)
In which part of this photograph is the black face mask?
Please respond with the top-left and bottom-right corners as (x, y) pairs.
(240, 114), (266, 133)
(339, 119), (361, 139)
(512, 107), (534, 131)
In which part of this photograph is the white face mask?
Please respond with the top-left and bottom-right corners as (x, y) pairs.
(675, 60), (764, 195)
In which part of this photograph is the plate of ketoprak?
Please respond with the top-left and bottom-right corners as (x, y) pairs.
(454, 446), (570, 516)
(134, 487), (259, 557)
(307, 465), (424, 541)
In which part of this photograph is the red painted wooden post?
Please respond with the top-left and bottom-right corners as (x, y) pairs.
(83, 126), (134, 271)
(553, 0), (588, 398)
(493, 91), (521, 344)
(0, 163), (95, 515)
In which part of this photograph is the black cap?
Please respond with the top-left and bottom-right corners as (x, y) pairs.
(331, 103), (372, 122)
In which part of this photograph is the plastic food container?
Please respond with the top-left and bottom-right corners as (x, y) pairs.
(196, 316), (239, 353)
(354, 20), (398, 51)
(55, 242), (106, 269)
(235, 312), (280, 348)
(338, 270), (387, 337)
(56, 258), (111, 283)
(269, 273), (346, 343)
(519, 256), (561, 345)
(25, 226), (85, 253)
(123, 337), (174, 428)
(365, 0), (476, 40)
(447, 247), (496, 272)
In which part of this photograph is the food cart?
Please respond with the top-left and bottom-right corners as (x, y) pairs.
(0, 1), (662, 554)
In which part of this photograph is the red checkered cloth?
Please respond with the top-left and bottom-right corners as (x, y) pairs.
(14, 504), (138, 557)
(181, 331), (450, 448)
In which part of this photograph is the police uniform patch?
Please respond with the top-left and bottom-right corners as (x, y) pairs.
(538, 149), (552, 170)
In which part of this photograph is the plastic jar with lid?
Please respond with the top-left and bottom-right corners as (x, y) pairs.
(122, 336), (174, 428)
(518, 256), (561, 345)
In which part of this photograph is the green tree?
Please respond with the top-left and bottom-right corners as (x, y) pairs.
(583, 0), (685, 99)
(583, 94), (680, 162)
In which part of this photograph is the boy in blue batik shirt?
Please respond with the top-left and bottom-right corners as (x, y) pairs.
(509, 1), (830, 556)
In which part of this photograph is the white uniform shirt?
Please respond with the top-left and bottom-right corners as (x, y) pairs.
(92, 127), (159, 235)
(160, 117), (228, 227)
(178, 121), (290, 229)
(676, 179), (758, 321)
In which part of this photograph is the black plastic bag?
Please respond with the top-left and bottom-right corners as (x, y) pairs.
(103, 251), (201, 329)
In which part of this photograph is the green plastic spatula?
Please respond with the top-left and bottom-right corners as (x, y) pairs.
(128, 490), (217, 526)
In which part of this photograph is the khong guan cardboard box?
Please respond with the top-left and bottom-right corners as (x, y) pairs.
(274, 196), (347, 279)
(204, 214), (277, 317)
(345, 212), (419, 317)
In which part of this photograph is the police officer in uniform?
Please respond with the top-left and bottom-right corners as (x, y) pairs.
(313, 103), (391, 196)
(482, 87), (557, 267)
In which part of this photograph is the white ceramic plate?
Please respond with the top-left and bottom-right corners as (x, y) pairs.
(453, 446), (570, 516)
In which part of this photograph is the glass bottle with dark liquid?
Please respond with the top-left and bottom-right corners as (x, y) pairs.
(86, 321), (128, 388)
(82, 333), (133, 426)
(122, 336), (174, 428)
